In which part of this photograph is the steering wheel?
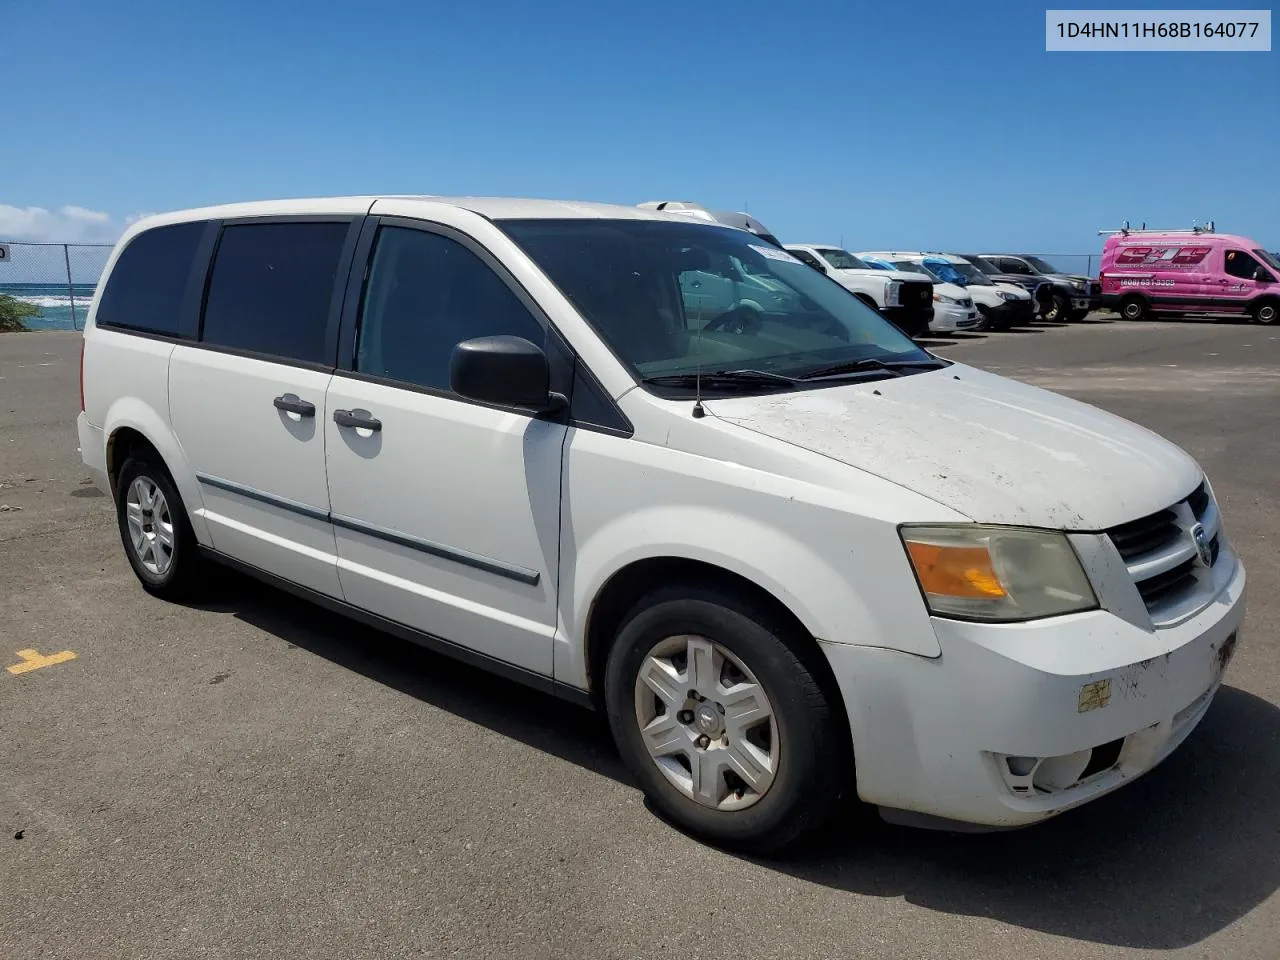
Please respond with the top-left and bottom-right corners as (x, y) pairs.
(703, 300), (764, 335)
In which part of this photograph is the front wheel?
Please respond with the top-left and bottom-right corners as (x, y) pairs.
(604, 585), (849, 853)
(1042, 291), (1071, 322)
(1252, 299), (1278, 325)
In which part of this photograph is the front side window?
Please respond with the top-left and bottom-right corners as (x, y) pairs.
(500, 219), (929, 385)
(355, 226), (545, 391)
(817, 248), (869, 271)
(1224, 248), (1266, 280)
(1025, 256), (1063, 274)
(998, 257), (1034, 275)
(201, 222), (349, 363)
(789, 249), (826, 271)
(96, 221), (206, 335)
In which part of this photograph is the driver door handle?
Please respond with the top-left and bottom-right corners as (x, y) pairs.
(333, 408), (382, 432)
(273, 393), (316, 417)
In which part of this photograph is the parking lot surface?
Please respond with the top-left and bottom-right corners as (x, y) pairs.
(2, 318), (1278, 960)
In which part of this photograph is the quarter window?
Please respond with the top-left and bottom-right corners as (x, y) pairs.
(355, 226), (545, 392)
(201, 222), (349, 364)
(96, 221), (206, 335)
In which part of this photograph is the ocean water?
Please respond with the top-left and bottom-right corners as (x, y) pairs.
(0, 283), (97, 330)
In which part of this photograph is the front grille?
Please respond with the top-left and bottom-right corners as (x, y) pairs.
(1136, 556), (1198, 606)
(1108, 509), (1180, 561)
(899, 281), (931, 306)
(1105, 480), (1223, 621)
(1187, 482), (1210, 519)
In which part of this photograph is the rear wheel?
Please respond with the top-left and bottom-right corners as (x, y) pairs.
(1252, 298), (1278, 325)
(115, 454), (203, 599)
(604, 585), (848, 852)
(1118, 295), (1149, 322)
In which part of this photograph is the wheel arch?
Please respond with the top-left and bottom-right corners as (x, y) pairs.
(102, 399), (210, 543)
(582, 554), (855, 763)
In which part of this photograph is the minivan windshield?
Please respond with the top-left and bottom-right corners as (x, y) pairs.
(817, 249), (871, 271)
(500, 219), (933, 389)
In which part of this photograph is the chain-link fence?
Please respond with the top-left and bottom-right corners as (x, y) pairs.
(0, 241), (114, 332)
(0, 237), (1103, 335)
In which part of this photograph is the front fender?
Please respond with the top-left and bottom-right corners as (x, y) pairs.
(556, 501), (943, 690)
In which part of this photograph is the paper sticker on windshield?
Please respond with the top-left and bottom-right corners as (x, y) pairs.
(751, 244), (799, 263)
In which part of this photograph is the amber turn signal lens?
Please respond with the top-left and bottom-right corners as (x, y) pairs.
(905, 541), (1007, 599)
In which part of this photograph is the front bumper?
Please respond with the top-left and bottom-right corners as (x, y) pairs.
(978, 298), (1035, 329)
(881, 304), (934, 338)
(822, 554), (1246, 828)
(930, 303), (980, 332)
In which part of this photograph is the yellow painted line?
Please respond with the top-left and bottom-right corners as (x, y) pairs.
(6, 648), (77, 675)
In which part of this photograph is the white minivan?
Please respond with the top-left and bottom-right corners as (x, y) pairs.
(79, 196), (1245, 851)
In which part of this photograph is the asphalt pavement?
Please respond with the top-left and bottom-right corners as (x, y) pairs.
(2, 318), (1278, 960)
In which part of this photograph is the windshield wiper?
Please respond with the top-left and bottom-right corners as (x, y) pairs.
(796, 357), (948, 381)
(640, 369), (800, 390)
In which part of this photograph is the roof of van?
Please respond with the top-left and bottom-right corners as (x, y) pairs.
(1103, 231), (1255, 246)
(127, 196), (707, 232)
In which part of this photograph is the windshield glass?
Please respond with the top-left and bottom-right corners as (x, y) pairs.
(1026, 256), (1062, 274)
(965, 256), (1001, 275)
(817, 248), (870, 270)
(937, 261), (991, 285)
(500, 219), (931, 385)
(1254, 248), (1280, 271)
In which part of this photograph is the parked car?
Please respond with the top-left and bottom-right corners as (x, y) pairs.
(1098, 226), (1279, 324)
(855, 255), (979, 333)
(974, 254), (1101, 322)
(919, 253), (1036, 329)
(954, 254), (1049, 316)
(79, 196), (1245, 852)
(785, 244), (935, 338)
(860, 252), (1031, 331)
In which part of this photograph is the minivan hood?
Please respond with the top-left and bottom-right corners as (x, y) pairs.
(707, 363), (1200, 530)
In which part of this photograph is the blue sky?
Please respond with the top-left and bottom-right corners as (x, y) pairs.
(2, 0), (1276, 253)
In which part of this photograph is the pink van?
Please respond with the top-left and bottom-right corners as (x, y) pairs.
(1099, 225), (1279, 325)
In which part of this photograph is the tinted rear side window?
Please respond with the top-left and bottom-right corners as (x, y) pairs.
(95, 221), (206, 335)
(201, 222), (349, 364)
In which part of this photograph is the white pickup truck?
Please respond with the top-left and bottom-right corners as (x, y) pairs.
(784, 244), (935, 338)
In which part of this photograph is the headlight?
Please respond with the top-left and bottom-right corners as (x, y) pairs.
(884, 280), (902, 307)
(900, 525), (1097, 622)
(998, 290), (1018, 301)
(933, 293), (960, 305)
(1070, 279), (1086, 291)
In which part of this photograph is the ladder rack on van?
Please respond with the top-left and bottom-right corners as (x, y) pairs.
(1097, 220), (1216, 237)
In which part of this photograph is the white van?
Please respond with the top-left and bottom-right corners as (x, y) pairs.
(78, 196), (1245, 851)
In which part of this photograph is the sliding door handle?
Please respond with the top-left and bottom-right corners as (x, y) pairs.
(273, 393), (316, 417)
(333, 408), (382, 432)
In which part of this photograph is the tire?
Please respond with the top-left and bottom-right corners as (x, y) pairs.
(1118, 295), (1149, 322)
(1252, 299), (1279, 325)
(1042, 291), (1071, 322)
(604, 584), (849, 853)
(115, 454), (203, 600)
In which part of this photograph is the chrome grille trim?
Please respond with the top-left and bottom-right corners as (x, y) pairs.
(1106, 480), (1224, 624)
